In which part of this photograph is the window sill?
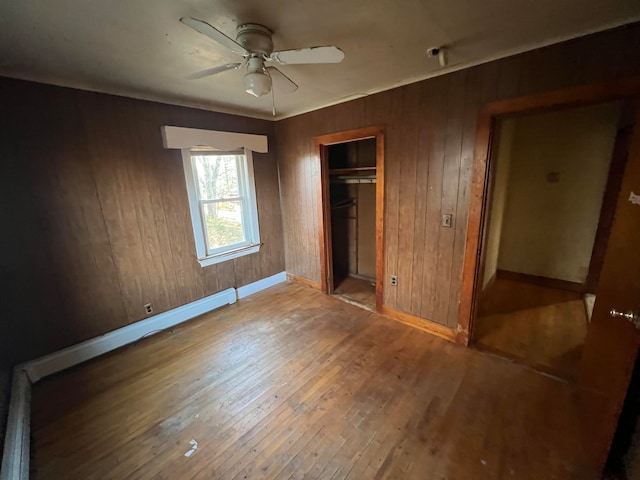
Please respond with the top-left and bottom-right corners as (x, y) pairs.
(197, 244), (261, 267)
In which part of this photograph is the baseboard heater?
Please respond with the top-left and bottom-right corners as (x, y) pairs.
(0, 271), (286, 480)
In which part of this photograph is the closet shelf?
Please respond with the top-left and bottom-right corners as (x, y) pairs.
(329, 167), (376, 175)
(331, 198), (356, 210)
(330, 175), (376, 184)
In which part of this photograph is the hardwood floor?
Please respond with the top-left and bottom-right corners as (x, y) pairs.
(333, 276), (376, 312)
(473, 278), (589, 381)
(31, 282), (592, 479)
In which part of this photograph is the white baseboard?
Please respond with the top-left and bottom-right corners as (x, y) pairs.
(0, 367), (30, 480)
(236, 271), (286, 299)
(22, 271), (285, 383)
(2, 272), (286, 479)
(24, 287), (237, 383)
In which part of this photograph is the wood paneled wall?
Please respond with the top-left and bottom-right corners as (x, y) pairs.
(1, 23), (639, 367)
(275, 23), (640, 328)
(0, 78), (284, 364)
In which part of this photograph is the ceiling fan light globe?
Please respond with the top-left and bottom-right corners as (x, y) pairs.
(243, 71), (272, 97)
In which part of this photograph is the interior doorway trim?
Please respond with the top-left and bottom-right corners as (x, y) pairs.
(457, 75), (640, 346)
(315, 126), (385, 311)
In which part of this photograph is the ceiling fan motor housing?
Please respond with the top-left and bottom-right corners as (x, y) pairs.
(236, 24), (274, 56)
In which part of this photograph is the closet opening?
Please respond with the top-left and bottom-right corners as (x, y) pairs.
(316, 127), (385, 313)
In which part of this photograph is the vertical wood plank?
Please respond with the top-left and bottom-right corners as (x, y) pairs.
(434, 71), (467, 325)
(419, 75), (449, 320)
(276, 23), (640, 334)
(0, 78), (284, 362)
(445, 63), (497, 327)
(409, 82), (434, 314)
(382, 89), (406, 309)
(394, 83), (421, 310)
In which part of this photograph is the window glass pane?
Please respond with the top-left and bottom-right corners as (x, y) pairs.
(202, 201), (245, 250)
(193, 155), (241, 200)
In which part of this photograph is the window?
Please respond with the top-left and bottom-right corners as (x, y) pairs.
(181, 148), (260, 266)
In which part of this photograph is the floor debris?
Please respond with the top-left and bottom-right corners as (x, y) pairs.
(184, 439), (198, 458)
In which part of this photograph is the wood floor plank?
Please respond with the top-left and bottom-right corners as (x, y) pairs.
(203, 323), (414, 479)
(473, 278), (589, 380)
(31, 282), (592, 479)
(333, 276), (376, 312)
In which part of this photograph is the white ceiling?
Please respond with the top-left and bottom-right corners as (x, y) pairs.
(1, 0), (639, 120)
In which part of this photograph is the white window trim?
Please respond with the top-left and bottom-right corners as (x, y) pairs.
(162, 125), (268, 153)
(181, 148), (261, 267)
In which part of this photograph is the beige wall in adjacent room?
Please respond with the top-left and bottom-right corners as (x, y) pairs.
(355, 139), (377, 279)
(482, 119), (515, 289)
(497, 103), (621, 284)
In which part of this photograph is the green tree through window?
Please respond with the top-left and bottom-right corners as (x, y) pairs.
(193, 153), (247, 252)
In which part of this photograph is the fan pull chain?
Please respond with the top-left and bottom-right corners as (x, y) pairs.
(271, 83), (277, 117)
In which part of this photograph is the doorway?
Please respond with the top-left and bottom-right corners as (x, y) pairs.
(316, 126), (385, 312)
(457, 77), (640, 475)
(472, 102), (629, 380)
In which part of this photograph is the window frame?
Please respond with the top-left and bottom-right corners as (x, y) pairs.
(181, 148), (261, 267)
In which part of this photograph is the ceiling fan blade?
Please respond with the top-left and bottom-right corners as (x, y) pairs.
(269, 46), (345, 65)
(180, 17), (248, 56)
(267, 67), (298, 94)
(187, 63), (242, 80)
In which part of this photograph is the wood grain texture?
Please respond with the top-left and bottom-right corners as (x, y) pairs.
(496, 269), (585, 294)
(31, 282), (592, 479)
(0, 77), (284, 364)
(286, 273), (321, 290)
(381, 306), (456, 343)
(318, 142), (332, 293)
(473, 278), (588, 381)
(333, 276), (376, 312)
(275, 23), (640, 331)
(577, 98), (640, 472)
(585, 124), (631, 293)
(456, 109), (495, 344)
(374, 130), (386, 312)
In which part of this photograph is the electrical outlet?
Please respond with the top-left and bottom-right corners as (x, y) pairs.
(390, 275), (398, 287)
(144, 303), (153, 315)
(442, 214), (453, 228)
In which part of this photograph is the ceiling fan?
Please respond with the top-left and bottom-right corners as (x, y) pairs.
(180, 17), (345, 99)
